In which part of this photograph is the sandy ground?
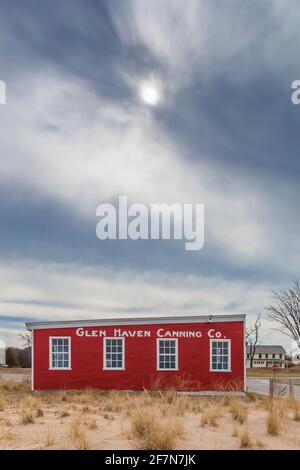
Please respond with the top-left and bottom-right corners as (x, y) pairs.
(0, 380), (300, 450)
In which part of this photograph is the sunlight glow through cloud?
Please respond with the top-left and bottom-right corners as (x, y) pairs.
(139, 81), (161, 106)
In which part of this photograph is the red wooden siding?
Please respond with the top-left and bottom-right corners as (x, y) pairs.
(32, 320), (245, 391)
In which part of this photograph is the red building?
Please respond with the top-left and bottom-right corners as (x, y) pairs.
(26, 314), (246, 392)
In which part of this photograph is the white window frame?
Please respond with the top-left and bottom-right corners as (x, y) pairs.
(156, 338), (178, 371)
(210, 339), (231, 372)
(49, 336), (71, 370)
(103, 337), (125, 370)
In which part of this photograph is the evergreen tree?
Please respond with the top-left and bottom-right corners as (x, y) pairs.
(5, 347), (21, 367)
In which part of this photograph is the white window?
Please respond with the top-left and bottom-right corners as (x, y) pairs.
(210, 339), (231, 372)
(103, 337), (125, 370)
(157, 338), (178, 370)
(49, 337), (71, 370)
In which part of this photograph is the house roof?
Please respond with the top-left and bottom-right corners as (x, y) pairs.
(247, 345), (286, 354)
(25, 314), (245, 330)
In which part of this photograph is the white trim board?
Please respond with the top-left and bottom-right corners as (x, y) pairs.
(31, 330), (34, 392)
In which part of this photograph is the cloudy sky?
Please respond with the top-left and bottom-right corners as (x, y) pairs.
(0, 0), (300, 349)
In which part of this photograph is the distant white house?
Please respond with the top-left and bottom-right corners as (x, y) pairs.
(246, 345), (286, 369)
(290, 352), (300, 365)
(0, 340), (5, 366)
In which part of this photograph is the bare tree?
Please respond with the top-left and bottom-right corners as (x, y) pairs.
(266, 278), (300, 347)
(17, 332), (32, 368)
(246, 313), (262, 368)
(17, 332), (32, 349)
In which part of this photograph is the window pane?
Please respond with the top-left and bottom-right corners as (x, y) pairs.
(211, 341), (229, 371)
(158, 340), (177, 369)
(105, 339), (124, 368)
(51, 338), (70, 368)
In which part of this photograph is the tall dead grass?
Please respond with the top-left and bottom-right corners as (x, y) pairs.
(18, 409), (35, 425)
(44, 428), (55, 448)
(239, 428), (253, 449)
(230, 399), (247, 424)
(131, 406), (183, 450)
(293, 402), (300, 421)
(69, 418), (91, 450)
(0, 395), (4, 412)
(201, 405), (221, 427)
(266, 399), (282, 436)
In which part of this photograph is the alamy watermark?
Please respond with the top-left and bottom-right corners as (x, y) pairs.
(0, 80), (6, 104)
(96, 196), (204, 251)
(291, 80), (300, 104)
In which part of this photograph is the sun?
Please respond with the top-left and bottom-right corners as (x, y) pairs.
(139, 82), (161, 106)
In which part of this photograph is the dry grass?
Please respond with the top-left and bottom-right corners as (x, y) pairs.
(247, 366), (300, 377)
(231, 425), (240, 438)
(287, 397), (300, 422)
(294, 404), (300, 422)
(85, 418), (97, 430)
(201, 405), (220, 427)
(239, 428), (253, 449)
(230, 399), (247, 424)
(0, 368), (31, 375)
(131, 406), (183, 450)
(255, 438), (265, 448)
(266, 400), (282, 436)
(45, 428), (55, 447)
(1, 379), (300, 450)
(0, 380), (29, 393)
(69, 418), (91, 450)
(267, 414), (281, 436)
(18, 410), (35, 425)
(35, 408), (44, 418)
(0, 429), (18, 445)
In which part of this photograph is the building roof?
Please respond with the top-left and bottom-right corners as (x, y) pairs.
(247, 345), (286, 354)
(25, 314), (245, 331)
